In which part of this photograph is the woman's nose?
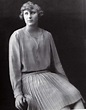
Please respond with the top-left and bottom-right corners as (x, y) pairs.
(29, 16), (32, 19)
(28, 14), (32, 19)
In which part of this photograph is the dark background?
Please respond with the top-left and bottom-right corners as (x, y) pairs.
(0, 0), (86, 109)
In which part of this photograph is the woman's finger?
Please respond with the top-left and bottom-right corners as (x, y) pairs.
(19, 99), (24, 106)
(22, 97), (26, 103)
(16, 101), (23, 110)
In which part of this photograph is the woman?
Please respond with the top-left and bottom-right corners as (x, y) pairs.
(9, 1), (85, 110)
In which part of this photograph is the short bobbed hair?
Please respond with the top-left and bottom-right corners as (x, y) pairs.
(19, 1), (44, 19)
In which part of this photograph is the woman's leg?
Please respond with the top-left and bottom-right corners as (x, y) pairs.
(61, 106), (71, 110)
(73, 100), (84, 109)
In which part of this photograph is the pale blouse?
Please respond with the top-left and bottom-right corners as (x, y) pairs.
(9, 27), (67, 98)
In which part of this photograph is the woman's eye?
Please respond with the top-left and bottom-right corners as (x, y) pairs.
(25, 12), (28, 15)
(31, 11), (36, 14)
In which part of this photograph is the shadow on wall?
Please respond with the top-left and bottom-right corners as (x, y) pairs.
(0, 10), (86, 109)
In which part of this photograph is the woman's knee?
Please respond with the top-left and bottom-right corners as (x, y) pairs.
(73, 99), (85, 109)
(61, 106), (71, 110)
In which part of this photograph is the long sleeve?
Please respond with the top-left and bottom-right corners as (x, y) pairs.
(9, 31), (23, 98)
(49, 33), (68, 80)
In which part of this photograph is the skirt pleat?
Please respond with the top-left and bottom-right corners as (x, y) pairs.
(22, 71), (82, 110)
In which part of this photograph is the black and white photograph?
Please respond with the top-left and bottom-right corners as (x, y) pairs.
(0, 0), (86, 110)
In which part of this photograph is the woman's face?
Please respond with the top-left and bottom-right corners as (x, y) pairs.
(23, 9), (38, 26)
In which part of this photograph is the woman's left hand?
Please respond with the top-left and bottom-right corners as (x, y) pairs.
(15, 95), (27, 110)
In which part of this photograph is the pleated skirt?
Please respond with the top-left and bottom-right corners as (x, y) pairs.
(22, 71), (82, 110)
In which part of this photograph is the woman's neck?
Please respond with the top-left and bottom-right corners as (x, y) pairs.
(26, 24), (39, 33)
(25, 24), (41, 38)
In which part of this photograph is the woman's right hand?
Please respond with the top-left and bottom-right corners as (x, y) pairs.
(15, 95), (27, 110)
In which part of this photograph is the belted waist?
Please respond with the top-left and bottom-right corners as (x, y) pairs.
(22, 69), (49, 74)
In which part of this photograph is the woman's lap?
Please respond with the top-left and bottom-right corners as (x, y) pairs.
(22, 72), (82, 110)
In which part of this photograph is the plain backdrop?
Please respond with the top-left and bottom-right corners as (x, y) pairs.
(0, 0), (86, 109)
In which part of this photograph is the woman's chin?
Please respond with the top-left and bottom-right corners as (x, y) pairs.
(27, 23), (35, 26)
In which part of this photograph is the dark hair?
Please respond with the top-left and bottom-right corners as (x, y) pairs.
(19, 1), (44, 19)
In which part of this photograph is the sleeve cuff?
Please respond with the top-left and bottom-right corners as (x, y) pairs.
(14, 89), (23, 98)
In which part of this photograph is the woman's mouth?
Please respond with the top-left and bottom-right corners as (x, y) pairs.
(27, 19), (33, 22)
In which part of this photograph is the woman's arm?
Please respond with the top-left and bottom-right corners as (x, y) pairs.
(9, 31), (23, 98)
(49, 33), (68, 80)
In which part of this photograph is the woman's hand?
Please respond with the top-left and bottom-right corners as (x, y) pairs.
(15, 95), (27, 110)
